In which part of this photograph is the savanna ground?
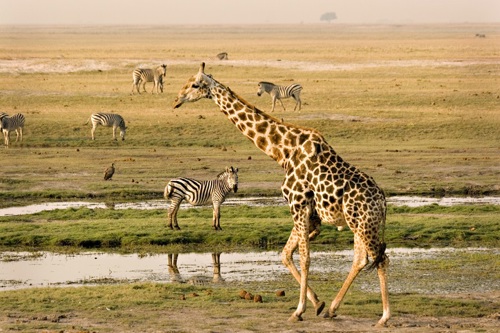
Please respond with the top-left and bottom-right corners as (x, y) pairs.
(0, 24), (499, 332)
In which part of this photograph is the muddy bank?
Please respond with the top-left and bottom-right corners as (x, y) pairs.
(0, 196), (498, 217)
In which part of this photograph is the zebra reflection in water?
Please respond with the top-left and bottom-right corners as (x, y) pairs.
(167, 253), (223, 285)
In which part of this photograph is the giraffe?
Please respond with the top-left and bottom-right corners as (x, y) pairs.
(173, 63), (390, 326)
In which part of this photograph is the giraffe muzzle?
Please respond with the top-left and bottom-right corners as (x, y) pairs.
(172, 98), (183, 109)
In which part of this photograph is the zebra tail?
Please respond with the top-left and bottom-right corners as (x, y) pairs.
(164, 183), (174, 199)
(84, 116), (91, 125)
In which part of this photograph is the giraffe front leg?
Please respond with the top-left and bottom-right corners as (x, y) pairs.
(282, 210), (325, 321)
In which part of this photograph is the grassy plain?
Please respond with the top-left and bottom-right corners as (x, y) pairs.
(0, 24), (499, 332)
(0, 24), (499, 206)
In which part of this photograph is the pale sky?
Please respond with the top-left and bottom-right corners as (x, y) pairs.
(0, 0), (499, 25)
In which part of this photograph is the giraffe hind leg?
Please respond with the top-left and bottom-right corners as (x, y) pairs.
(324, 233), (368, 319)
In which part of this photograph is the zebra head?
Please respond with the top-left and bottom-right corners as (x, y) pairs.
(173, 62), (213, 109)
(221, 166), (239, 193)
(257, 81), (274, 96)
(160, 64), (167, 76)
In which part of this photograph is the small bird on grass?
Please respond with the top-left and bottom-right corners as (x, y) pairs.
(104, 163), (115, 180)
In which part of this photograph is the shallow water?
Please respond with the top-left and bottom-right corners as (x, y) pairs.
(1, 248), (498, 294)
(0, 196), (498, 217)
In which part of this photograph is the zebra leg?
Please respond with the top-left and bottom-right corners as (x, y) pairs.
(91, 125), (96, 140)
(278, 98), (286, 111)
(2, 130), (8, 146)
(212, 204), (222, 230)
(112, 126), (117, 141)
(169, 199), (182, 230)
(294, 95), (302, 111)
(271, 97), (276, 112)
(142, 81), (147, 93)
(18, 128), (23, 142)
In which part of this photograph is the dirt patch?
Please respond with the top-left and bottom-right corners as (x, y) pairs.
(1, 302), (498, 333)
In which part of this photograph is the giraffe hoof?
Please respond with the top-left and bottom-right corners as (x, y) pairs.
(315, 301), (325, 316)
(323, 312), (337, 319)
(174, 226), (181, 231)
(288, 314), (303, 322)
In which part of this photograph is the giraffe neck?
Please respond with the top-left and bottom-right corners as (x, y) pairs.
(209, 81), (322, 167)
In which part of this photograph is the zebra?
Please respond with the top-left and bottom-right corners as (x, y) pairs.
(85, 113), (126, 141)
(1, 113), (25, 146)
(131, 64), (167, 94)
(257, 81), (303, 112)
(164, 166), (239, 230)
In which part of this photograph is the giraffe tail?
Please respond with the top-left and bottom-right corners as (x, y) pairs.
(367, 242), (387, 271)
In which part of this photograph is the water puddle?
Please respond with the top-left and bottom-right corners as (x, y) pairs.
(0, 196), (498, 217)
(1, 248), (498, 294)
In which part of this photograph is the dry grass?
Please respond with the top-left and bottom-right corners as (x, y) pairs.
(0, 24), (499, 206)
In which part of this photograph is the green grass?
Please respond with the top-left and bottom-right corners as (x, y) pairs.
(0, 204), (498, 252)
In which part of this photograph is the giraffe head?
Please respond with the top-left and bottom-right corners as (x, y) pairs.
(173, 62), (213, 109)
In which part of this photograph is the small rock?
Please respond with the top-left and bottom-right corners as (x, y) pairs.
(276, 290), (285, 297)
(254, 295), (263, 303)
(239, 290), (247, 299)
(244, 292), (254, 300)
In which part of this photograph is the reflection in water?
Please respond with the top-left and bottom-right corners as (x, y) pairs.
(168, 253), (223, 285)
(1, 248), (498, 294)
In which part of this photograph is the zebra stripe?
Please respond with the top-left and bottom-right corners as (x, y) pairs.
(164, 166), (239, 230)
(1, 113), (25, 146)
(257, 81), (303, 112)
(85, 113), (126, 141)
(131, 64), (167, 94)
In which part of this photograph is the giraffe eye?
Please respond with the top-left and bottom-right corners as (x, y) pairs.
(192, 84), (199, 88)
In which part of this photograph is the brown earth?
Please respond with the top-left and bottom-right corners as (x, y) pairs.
(2, 292), (498, 333)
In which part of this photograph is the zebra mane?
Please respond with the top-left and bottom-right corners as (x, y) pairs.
(258, 81), (275, 86)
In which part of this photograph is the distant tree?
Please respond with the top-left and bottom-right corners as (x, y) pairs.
(320, 12), (337, 23)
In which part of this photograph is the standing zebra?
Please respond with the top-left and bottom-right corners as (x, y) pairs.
(164, 166), (239, 230)
(1, 113), (25, 146)
(85, 113), (126, 141)
(257, 81), (303, 112)
(131, 64), (167, 94)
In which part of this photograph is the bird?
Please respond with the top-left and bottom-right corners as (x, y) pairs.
(104, 163), (115, 180)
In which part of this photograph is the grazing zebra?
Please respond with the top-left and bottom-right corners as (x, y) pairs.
(131, 64), (167, 94)
(164, 166), (239, 230)
(1, 113), (25, 146)
(257, 81), (303, 112)
(85, 113), (126, 141)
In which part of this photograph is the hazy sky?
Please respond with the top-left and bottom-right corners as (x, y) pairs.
(1, 0), (499, 25)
